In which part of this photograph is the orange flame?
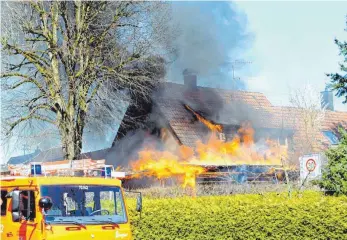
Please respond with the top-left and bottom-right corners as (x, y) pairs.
(238, 122), (254, 146)
(185, 105), (223, 132)
(131, 150), (205, 189)
(129, 115), (288, 192)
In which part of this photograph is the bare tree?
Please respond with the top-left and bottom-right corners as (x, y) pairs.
(1, 1), (175, 162)
(289, 84), (326, 155)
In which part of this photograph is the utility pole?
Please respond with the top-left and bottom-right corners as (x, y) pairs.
(222, 60), (252, 90)
(22, 143), (30, 155)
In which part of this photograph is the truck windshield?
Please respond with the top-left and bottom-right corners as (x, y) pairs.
(40, 185), (127, 225)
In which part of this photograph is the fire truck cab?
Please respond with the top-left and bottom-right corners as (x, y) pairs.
(1, 166), (141, 240)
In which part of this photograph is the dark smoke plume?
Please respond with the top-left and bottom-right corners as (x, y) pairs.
(167, 1), (251, 89)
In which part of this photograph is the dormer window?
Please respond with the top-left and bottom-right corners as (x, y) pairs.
(322, 131), (339, 145)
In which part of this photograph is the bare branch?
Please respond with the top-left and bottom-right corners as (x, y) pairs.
(1, 73), (47, 95)
(2, 41), (51, 75)
(1, 1), (174, 161)
(6, 104), (56, 135)
(289, 84), (326, 154)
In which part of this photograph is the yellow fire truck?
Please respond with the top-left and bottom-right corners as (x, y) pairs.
(0, 163), (142, 240)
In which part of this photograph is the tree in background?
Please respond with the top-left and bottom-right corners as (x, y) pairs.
(289, 84), (326, 156)
(1, 1), (175, 161)
(318, 16), (347, 195)
(319, 128), (347, 195)
(327, 16), (347, 103)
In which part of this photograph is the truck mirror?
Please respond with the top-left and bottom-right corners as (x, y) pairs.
(11, 190), (20, 212)
(136, 194), (142, 212)
(11, 190), (21, 222)
(39, 197), (53, 211)
(12, 211), (21, 222)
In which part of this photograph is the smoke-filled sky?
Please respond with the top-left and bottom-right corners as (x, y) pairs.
(172, 0), (346, 112)
(1, 1), (347, 163)
(167, 1), (251, 89)
(237, 1), (347, 111)
(167, 1), (347, 112)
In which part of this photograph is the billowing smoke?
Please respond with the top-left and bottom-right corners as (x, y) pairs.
(106, 130), (156, 167)
(108, 2), (257, 169)
(105, 3), (292, 185)
(167, 1), (251, 89)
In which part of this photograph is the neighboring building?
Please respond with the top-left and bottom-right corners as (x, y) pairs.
(0, 164), (10, 175)
(7, 147), (111, 165)
(7, 148), (41, 165)
(265, 106), (347, 154)
(31, 147), (64, 163)
(7, 71), (347, 166)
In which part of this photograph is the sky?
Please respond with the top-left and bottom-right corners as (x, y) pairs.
(235, 1), (347, 110)
(1, 1), (347, 163)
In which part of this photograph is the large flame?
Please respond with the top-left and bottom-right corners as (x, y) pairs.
(128, 108), (288, 191)
(131, 150), (205, 190)
(185, 105), (223, 132)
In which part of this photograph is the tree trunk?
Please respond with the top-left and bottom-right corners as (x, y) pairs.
(59, 109), (86, 169)
(60, 121), (77, 161)
(74, 110), (86, 161)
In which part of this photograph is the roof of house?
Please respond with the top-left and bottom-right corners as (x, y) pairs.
(7, 82), (346, 164)
(7, 146), (112, 165)
(151, 82), (347, 149)
(155, 99), (207, 147)
(269, 106), (347, 148)
(78, 148), (110, 160)
(7, 149), (41, 165)
(31, 147), (65, 163)
(27, 147), (110, 163)
(151, 82), (286, 146)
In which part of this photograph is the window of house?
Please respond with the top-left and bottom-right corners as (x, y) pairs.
(19, 191), (36, 221)
(1, 190), (7, 216)
(322, 131), (339, 145)
(218, 133), (226, 141)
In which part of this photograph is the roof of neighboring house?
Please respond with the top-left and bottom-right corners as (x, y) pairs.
(264, 106), (347, 130)
(322, 110), (347, 130)
(32, 147), (64, 163)
(267, 106), (347, 149)
(31, 147), (111, 163)
(7, 146), (112, 164)
(0, 164), (10, 173)
(7, 149), (41, 165)
(78, 148), (110, 160)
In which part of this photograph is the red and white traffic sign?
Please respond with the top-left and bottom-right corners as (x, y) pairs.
(300, 154), (322, 182)
(306, 158), (317, 172)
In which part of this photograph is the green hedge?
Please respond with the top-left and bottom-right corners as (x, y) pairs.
(127, 191), (347, 240)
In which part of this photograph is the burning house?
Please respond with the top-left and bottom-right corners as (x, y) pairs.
(7, 70), (347, 189)
(110, 70), (346, 188)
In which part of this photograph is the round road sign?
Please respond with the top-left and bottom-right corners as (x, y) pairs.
(306, 159), (316, 172)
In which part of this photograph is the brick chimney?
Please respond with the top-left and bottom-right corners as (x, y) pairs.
(320, 87), (334, 111)
(183, 69), (197, 89)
